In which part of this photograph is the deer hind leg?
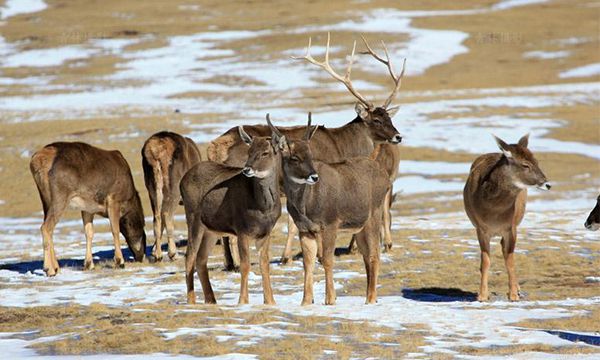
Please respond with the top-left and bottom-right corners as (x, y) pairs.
(185, 216), (203, 304)
(107, 198), (125, 268)
(476, 228), (491, 302)
(164, 206), (177, 260)
(196, 231), (217, 304)
(382, 189), (393, 253)
(223, 236), (240, 272)
(40, 196), (67, 276)
(321, 228), (337, 305)
(81, 211), (95, 271)
(237, 235), (251, 305)
(258, 235), (275, 305)
(501, 228), (519, 301)
(281, 215), (297, 265)
(299, 233), (318, 306)
(347, 235), (358, 254)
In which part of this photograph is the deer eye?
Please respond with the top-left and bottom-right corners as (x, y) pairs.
(261, 151), (270, 157)
(290, 156), (300, 162)
(374, 118), (382, 124)
(522, 163), (531, 170)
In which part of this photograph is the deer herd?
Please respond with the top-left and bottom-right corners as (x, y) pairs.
(28, 34), (598, 306)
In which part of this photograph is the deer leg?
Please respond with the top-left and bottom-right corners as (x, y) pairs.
(321, 229), (337, 305)
(81, 211), (95, 271)
(382, 190), (393, 253)
(348, 235), (358, 254)
(502, 228), (519, 301)
(196, 231), (216, 304)
(151, 200), (164, 262)
(281, 215), (297, 265)
(40, 198), (66, 276)
(476, 228), (491, 302)
(237, 235), (251, 305)
(164, 208), (177, 260)
(107, 198), (125, 268)
(258, 235), (275, 305)
(357, 213), (382, 304)
(223, 236), (240, 272)
(185, 217), (203, 304)
(300, 233), (318, 306)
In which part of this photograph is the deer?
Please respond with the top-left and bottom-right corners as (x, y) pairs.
(585, 194), (600, 231)
(180, 115), (314, 305)
(266, 119), (391, 305)
(29, 142), (146, 276)
(142, 131), (202, 262)
(463, 134), (551, 301)
(207, 33), (405, 265)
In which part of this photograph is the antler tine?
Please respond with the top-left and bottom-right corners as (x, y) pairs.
(304, 112), (312, 140)
(382, 58), (406, 108)
(265, 113), (283, 138)
(360, 34), (406, 109)
(292, 32), (373, 109)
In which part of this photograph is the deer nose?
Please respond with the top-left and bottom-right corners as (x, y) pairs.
(391, 134), (402, 144)
(307, 174), (319, 184)
(537, 182), (551, 190)
(242, 167), (254, 177)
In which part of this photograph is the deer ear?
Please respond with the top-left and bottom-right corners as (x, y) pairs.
(277, 135), (289, 153)
(355, 102), (370, 121)
(238, 126), (253, 146)
(386, 106), (400, 118)
(518, 133), (529, 148)
(493, 135), (512, 158)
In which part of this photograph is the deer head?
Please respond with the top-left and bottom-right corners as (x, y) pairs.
(585, 195), (600, 231)
(267, 113), (319, 185)
(494, 134), (551, 191)
(120, 192), (146, 262)
(293, 33), (403, 145)
(238, 116), (285, 179)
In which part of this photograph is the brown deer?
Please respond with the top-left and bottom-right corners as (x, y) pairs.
(268, 119), (391, 305)
(207, 34), (405, 265)
(585, 194), (600, 231)
(142, 131), (202, 262)
(181, 115), (314, 305)
(463, 134), (551, 301)
(30, 142), (146, 276)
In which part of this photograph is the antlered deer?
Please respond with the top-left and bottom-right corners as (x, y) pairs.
(207, 34), (405, 265)
(464, 134), (550, 301)
(30, 142), (146, 276)
(585, 195), (599, 231)
(142, 131), (202, 261)
(181, 115), (313, 305)
(268, 118), (391, 305)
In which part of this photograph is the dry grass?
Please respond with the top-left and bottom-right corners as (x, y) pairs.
(513, 307), (600, 333)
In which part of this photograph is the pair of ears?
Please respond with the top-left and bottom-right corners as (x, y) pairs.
(355, 103), (400, 121)
(494, 134), (529, 159)
(238, 126), (292, 153)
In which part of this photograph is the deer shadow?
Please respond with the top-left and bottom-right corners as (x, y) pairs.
(402, 287), (478, 302)
(0, 239), (189, 275)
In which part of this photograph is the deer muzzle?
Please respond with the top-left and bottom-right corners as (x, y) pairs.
(306, 173), (319, 185)
(390, 134), (402, 144)
(537, 182), (551, 191)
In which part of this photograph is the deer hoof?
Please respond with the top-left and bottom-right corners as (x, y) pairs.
(168, 252), (177, 261)
(83, 260), (94, 271)
(187, 293), (196, 304)
(383, 244), (392, 253)
(44, 267), (56, 277)
(280, 257), (290, 265)
(508, 292), (520, 302)
(477, 294), (489, 302)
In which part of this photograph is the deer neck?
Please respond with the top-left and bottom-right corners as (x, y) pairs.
(284, 180), (317, 232)
(480, 157), (524, 205)
(330, 118), (375, 158)
(250, 165), (280, 211)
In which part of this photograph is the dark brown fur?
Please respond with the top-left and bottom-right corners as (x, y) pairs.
(585, 194), (600, 231)
(142, 131), (202, 261)
(30, 142), (146, 276)
(181, 125), (291, 305)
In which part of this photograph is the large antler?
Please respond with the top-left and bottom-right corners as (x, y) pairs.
(266, 113), (283, 138)
(292, 33), (374, 109)
(360, 35), (406, 109)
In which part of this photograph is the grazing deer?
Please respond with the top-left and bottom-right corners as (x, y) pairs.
(207, 34), (404, 265)
(142, 131), (202, 261)
(463, 134), (551, 301)
(181, 115), (312, 305)
(268, 119), (390, 305)
(585, 194), (600, 231)
(30, 142), (146, 276)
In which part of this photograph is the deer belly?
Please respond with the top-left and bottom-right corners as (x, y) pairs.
(69, 196), (105, 213)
